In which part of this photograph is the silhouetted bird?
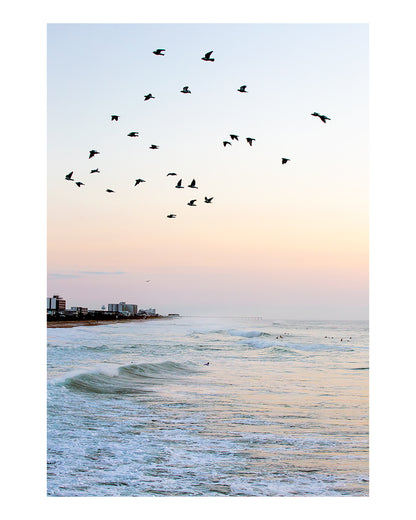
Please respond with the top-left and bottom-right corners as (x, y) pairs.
(204, 362), (210, 366)
(311, 112), (331, 123)
(90, 168), (100, 174)
(153, 49), (165, 55)
(167, 214), (176, 218)
(167, 172), (177, 176)
(223, 141), (232, 147)
(201, 51), (214, 62)
(187, 199), (197, 206)
(237, 85), (247, 92)
(75, 182), (84, 187)
(230, 134), (239, 140)
(282, 158), (290, 164)
(175, 179), (184, 188)
(89, 150), (100, 158)
(181, 86), (191, 93)
(134, 179), (146, 186)
(144, 93), (155, 101)
(111, 115), (119, 121)
(246, 137), (255, 146)
(65, 171), (74, 181)
(128, 132), (139, 137)
(204, 197), (214, 203)
(188, 179), (198, 189)
(106, 189), (115, 193)
(149, 144), (159, 149)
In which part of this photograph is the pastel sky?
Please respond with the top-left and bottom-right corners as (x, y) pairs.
(47, 23), (368, 318)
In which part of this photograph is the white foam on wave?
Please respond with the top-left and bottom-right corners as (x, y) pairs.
(50, 364), (120, 384)
(228, 329), (264, 338)
(190, 327), (226, 335)
(239, 338), (278, 349)
(95, 363), (120, 377)
(189, 327), (268, 339)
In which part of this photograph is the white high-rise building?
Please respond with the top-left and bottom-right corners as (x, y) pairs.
(108, 302), (138, 315)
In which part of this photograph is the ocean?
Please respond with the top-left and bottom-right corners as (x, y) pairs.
(47, 316), (368, 497)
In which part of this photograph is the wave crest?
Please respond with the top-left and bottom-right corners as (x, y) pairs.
(228, 329), (270, 338)
(60, 361), (197, 395)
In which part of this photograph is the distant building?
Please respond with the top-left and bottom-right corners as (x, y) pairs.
(47, 294), (66, 312)
(108, 302), (138, 315)
(70, 306), (88, 315)
(139, 308), (156, 316)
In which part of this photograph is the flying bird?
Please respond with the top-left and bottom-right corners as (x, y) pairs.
(106, 189), (115, 193)
(246, 137), (255, 146)
(90, 168), (100, 174)
(89, 150), (100, 158)
(223, 141), (232, 147)
(282, 158), (290, 164)
(128, 132), (139, 137)
(175, 179), (184, 188)
(65, 171), (74, 181)
(111, 115), (119, 121)
(187, 199), (197, 206)
(230, 134), (239, 141)
(134, 179), (146, 186)
(144, 93), (155, 101)
(181, 86), (191, 93)
(167, 214), (176, 218)
(204, 197), (214, 203)
(153, 49), (165, 55)
(201, 51), (214, 62)
(188, 179), (198, 189)
(311, 112), (331, 123)
(237, 85), (247, 93)
(149, 144), (159, 149)
(167, 172), (177, 176)
(75, 182), (84, 187)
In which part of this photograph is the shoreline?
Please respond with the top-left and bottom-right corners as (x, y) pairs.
(47, 316), (168, 329)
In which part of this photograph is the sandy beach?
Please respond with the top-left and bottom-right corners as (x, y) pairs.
(47, 317), (166, 328)
(47, 320), (123, 328)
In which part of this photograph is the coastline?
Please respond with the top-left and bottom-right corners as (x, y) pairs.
(47, 316), (168, 329)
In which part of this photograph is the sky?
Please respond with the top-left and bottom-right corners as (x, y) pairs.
(47, 23), (368, 318)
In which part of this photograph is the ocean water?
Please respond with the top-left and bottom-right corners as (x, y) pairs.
(47, 316), (368, 497)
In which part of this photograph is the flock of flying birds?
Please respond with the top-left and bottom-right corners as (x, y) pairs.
(64, 49), (331, 219)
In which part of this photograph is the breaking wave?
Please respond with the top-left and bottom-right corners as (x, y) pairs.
(56, 361), (199, 395)
(189, 328), (271, 340)
(227, 330), (271, 338)
(239, 338), (279, 349)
